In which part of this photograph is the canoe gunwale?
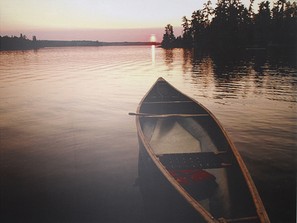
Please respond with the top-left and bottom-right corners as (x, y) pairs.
(135, 77), (270, 223)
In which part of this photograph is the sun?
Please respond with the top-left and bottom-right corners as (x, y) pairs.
(150, 34), (156, 43)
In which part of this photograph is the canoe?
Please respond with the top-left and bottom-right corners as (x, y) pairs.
(131, 77), (270, 223)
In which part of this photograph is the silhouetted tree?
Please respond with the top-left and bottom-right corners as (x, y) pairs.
(161, 24), (176, 48)
(202, 0), (214, 25)
(192, 12), (207, 48)
(211, 0), (251, 49)
(253, 1), (271, 46)
(271, 0), (297, 46)
(191, 1), (213, 49)
(181, 16), (193, 48)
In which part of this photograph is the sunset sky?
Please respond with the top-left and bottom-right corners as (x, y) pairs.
(1, 0), (269, 42)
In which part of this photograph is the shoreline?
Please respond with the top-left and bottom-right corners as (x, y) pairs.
(0, 38), (161, 51)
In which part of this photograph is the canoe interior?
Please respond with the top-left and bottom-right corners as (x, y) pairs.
(137, 79), (261, 221)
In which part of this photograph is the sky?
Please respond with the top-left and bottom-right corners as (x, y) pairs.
(0, 0), (272, 42)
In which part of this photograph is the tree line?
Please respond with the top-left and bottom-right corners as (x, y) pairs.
(0, 34), (39, 50)
(0, 34), (105, 51)
(161, 0), (297, 50)
(0, 34), (156, 51)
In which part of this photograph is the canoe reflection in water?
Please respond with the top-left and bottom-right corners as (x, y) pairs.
(131, 78), (270, 223)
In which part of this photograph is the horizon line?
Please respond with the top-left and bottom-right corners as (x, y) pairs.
(0, 27), (183, 42)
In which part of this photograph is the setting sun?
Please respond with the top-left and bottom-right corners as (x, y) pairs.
(150, 34), (156, 42)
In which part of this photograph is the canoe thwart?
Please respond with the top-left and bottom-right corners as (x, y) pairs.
(128, 112), (209, 118)
(143, 100), (194, 104)
(158, 152), (232, 170)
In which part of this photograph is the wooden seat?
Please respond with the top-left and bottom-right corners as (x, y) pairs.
(158, 152), (232, 170)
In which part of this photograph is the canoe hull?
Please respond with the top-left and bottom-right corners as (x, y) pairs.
(133, 77), (270, 223)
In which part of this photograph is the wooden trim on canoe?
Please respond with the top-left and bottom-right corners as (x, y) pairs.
(217, 117), (271, 222)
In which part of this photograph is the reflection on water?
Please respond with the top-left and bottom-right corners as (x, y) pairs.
(151, 45), (155, 65)
(195, 50), (295, 103)
(0, 46), (296, 222)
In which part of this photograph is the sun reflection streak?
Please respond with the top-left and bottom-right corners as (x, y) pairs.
(151, 45), (155, 65)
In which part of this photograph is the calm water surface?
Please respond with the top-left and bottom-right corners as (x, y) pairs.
(0, 46), (296, 222)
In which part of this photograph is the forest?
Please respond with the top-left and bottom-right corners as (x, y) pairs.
(161, 0), (297, 50)
(0, 34), (39, 50)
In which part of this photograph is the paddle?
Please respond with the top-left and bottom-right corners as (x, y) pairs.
(128, 112), (209, 118)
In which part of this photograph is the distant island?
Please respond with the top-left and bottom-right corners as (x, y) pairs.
(0, 34), (159, 51)
(161, 0), (297, 51)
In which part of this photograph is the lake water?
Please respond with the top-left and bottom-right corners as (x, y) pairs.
(0, 46), (296, 223)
